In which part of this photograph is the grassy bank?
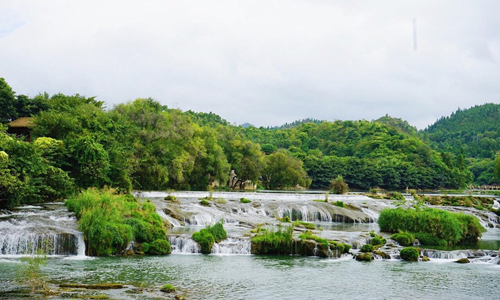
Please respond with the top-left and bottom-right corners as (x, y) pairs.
(66, 189), (170, 256)
(378, 207), (485, 246)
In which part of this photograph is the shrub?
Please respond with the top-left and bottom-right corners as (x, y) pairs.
(192, 230), (215, 254)
(200, 200), (210, 206)
(390, 232), (414, 246)
(148, 239), (172, 255)
(251, 225), (293, 255)
(192, 221), (227, 254)
(390, 192), (405, 201)
(413, 232), (447, 246)
(369, 188), (378, 194)
(379, 208), (485, 246)
(164, 195), (177, 201)
(331, 175), (348, 194)
(160, 284), (175, 293)
(371, 236), (386, 246)
(400, 247), (419, 262)
(66, 189), (170, 256)
(360, 244), (374, 252)
(333, 201), (345, 208)
(240, 198), (251, 203)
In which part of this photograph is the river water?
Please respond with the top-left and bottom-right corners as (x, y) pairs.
(0, 191), (499, 299)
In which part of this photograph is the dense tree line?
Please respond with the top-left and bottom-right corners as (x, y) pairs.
(422, 103), (500, 185)
(1, 77), (490, 208)
(0, 79), (309, 207)
(242, 120), (472, 190)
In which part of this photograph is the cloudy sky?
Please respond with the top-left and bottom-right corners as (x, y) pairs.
(1, 1), (499, 129)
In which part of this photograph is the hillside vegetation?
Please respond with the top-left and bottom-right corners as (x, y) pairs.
(1, 77), (498, 208)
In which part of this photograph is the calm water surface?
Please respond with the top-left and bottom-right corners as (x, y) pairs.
(1, 254), (498, 299)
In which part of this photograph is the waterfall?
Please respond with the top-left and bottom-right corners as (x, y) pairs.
(168, 235), (251, 255)
(420, 249), (486, 260)
(0, 204), (85, 257)
(169, 235), (201, 254)
(0, 232), (78, 256)
(211, 238), (251, 255)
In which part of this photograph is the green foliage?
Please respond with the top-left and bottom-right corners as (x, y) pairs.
(495, 154), (500, 184)
(331, 175), (348, 194)
(66, 189), (170, 256)
(240, 198), (251, 203)
(164, 195), (177, 201)
(379, 208), (486, 246)
(160, 284), (176, 293)
(400, 247), (419, 262)
(390, 232), (414, 246)
(360, 244), (374, 252)
(293, 221), (316, 230)
(262, 150), (309, 189)
(251, 225), (294, 255)
(370, 236), (386, 246)
(0, 132), (74, 208)
(148, 239), (172, 255)
(390, 192), (405, 200)
(192, 221), (227, 254)
(333, 201), (346, 208)
(200, 199), (210, 206)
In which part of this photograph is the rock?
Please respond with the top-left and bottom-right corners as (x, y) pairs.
(421, 256), (430, 262)
(356, 253), (373, 261)
(175, 295), (186, 300)
(386, 243), (396, 247)
(488, 222), (494, 228)
(374, 251), (390, 259)
(455, 258), (470, 264)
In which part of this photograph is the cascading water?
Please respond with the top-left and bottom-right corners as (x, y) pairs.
(0, 203), (85, 257)
(168, 235), (251, 255)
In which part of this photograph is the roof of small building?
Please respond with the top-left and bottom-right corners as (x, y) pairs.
(8, 117), (35, 128)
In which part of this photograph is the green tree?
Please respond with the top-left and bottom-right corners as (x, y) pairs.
(262, 150), (309, 189)
(494, 153), (500, 184)
(0, 78), (16, 123)
(331, 175), (348, 194)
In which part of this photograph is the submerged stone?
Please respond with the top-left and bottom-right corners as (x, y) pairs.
(455, 258), (470, 264)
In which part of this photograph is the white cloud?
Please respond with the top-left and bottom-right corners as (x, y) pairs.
(1, 0), (499, 129)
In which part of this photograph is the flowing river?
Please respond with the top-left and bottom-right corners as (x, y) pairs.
(0, 191), (499, 299)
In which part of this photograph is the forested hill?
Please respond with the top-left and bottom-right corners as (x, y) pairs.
(243, 120), (471, 189)
(0, 77), (496, 209)
(422, 103), (500, 159)
(374, 115), (418, 137)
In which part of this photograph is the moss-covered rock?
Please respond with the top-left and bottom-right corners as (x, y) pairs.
(374, 251), (390, 259)
(391, 232), (414, 246)
(455, 258), (470, 264)
(360, 244), (374, 252)
(160, 284), (175, 293)
(400, 247), (419, 262)
(356, 253), (373, 261)
(421, 256), (430, 262)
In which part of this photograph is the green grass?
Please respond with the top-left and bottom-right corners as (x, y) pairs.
(251, 225), (293, 255)
(240, 198), (251, 203)
(379, 208), (485, 246)
(66, 189), (170, 256)
(293, 221), (316, 230)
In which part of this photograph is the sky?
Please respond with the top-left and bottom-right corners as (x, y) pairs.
(1, 0), (499, 129)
